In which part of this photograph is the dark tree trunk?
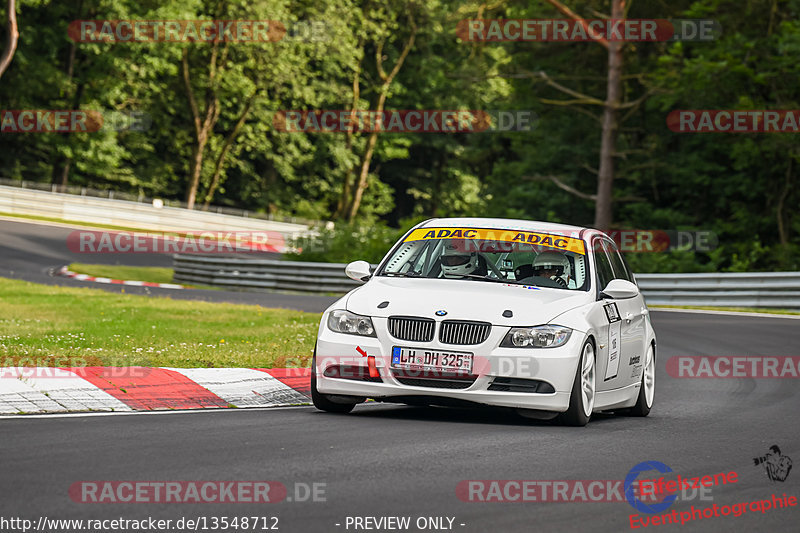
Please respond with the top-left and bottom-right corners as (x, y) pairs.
(594, 0), (624, 231)
(0, 0), (19, 80)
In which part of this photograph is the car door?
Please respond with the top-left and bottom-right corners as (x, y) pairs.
(591, 238), (623, 386)
(602, 239), (647, 386)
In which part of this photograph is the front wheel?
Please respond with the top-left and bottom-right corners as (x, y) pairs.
(311, 349), (358, 414)
(558, 339), (595, 427)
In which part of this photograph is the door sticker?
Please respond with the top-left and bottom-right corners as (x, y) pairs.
(604, 302), (621, 323)
(604, 320), (621, 381)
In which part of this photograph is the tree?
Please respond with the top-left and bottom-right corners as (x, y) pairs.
(536, 0), (627, 230)
(334, 0), (422, 221)
(0, 0), (18, 80)
(181, 42), (223, 210)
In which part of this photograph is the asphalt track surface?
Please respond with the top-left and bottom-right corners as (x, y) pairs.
(0, 218), (338, 312)
(1, 218), (799, 532)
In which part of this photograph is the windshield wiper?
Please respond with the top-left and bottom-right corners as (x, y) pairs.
(457, 274), (508, 283)
(382, 271), (421, 277)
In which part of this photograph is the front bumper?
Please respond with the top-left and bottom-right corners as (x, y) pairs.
(315, 317), (585, 412)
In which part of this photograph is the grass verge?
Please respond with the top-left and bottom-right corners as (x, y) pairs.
(651, 305), (800, 316)
(0, 277), (319, 368)
(68, 263), (176, 285)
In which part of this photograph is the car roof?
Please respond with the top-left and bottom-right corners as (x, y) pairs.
(419, 217), (599, 238)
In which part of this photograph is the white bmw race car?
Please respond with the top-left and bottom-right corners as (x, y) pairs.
(312, 218), (656, 426)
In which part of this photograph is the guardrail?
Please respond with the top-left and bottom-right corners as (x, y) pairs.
(0, 177), (316, 226)
(0, 184), (312, 250)
(172, 255), (800, 308)
(635, 272), (800, 309)
(173, 255), (365, 294)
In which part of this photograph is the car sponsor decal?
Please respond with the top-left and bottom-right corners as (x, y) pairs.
(604, 321), (621, 381)
(604, 302), (621, 323)
(404, 227), (586, 254)
(502, 283), (541, 290)
(629, 355), (641, 365)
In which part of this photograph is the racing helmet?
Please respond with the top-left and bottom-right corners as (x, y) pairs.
(440, 243), (479, 278)
(532, 251), (570, 278)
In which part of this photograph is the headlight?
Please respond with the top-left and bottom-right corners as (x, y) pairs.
(327, 310), (376, 337)
(501, 325), (572, 348)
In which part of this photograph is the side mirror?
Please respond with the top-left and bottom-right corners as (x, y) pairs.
(600, 279), (639, 300)
(345, 260), (372, 282)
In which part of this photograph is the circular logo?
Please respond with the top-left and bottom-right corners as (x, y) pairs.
(435, 310), (447, 316)
(624, 460), (677, 514)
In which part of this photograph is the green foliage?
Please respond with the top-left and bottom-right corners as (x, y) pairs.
(285, 218), (423, 264)
(624, 251), (719, 274)
(1, 0), (799, 271)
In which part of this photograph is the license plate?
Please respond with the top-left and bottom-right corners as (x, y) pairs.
(391, 347), (473, 373)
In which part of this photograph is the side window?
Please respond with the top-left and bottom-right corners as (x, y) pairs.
(617, 250), (636, 283)
(620, 252), (636, 284)
(593, 240), (615, 291)
(604, 241), (633, 282)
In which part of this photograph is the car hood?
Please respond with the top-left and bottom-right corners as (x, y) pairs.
(345, 277), (592, 326)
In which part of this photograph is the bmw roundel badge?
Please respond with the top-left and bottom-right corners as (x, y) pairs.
(435, 310), (447, 316)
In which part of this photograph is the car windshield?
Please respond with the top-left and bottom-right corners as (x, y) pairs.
(378, 227), (590, 290)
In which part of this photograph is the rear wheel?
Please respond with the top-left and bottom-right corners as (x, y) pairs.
(558, 339), (595, 427)
(311, 349), (358, 414)
(626, 343), (655, 417)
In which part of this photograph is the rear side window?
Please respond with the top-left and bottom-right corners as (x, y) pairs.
(604, 241), (634, 282)
(593, 240), (615, 290)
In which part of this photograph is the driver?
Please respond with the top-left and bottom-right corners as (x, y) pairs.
(440, 243), (482, 278)
(532, 251), (570, 287)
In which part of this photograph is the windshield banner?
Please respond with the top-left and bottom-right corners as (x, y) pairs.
(404, 228), (586, 254)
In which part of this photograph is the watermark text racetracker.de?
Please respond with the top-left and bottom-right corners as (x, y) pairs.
(318, 351), (542, 381)
(456, 479), (711, 503)
(1, 110), (151, 133)
(457, 19), (720, 42)
(0, 366), (153, 379)
(273, 110), (536, 133)
(66, 230), (285, 254)
(666, 356), (800, 378)
(69, 480), (325, 504)
(604, 230), (717, 253)
(68, 19), (332, 43)
(667, 110), (800, 133)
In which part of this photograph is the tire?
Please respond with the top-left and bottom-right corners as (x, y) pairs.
(311, 348), (358, 414)
(558, 339), (596, 427)
(626, 343), (655, 417)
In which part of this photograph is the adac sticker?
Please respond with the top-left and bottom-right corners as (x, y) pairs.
(404, 227), (586, 255)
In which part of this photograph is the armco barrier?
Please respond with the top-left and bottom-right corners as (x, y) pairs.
(173, 255), (365, 294)
(172, 255), (800, 309)
(0, 184), (311, 246)
(635, 272), (800, 308)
